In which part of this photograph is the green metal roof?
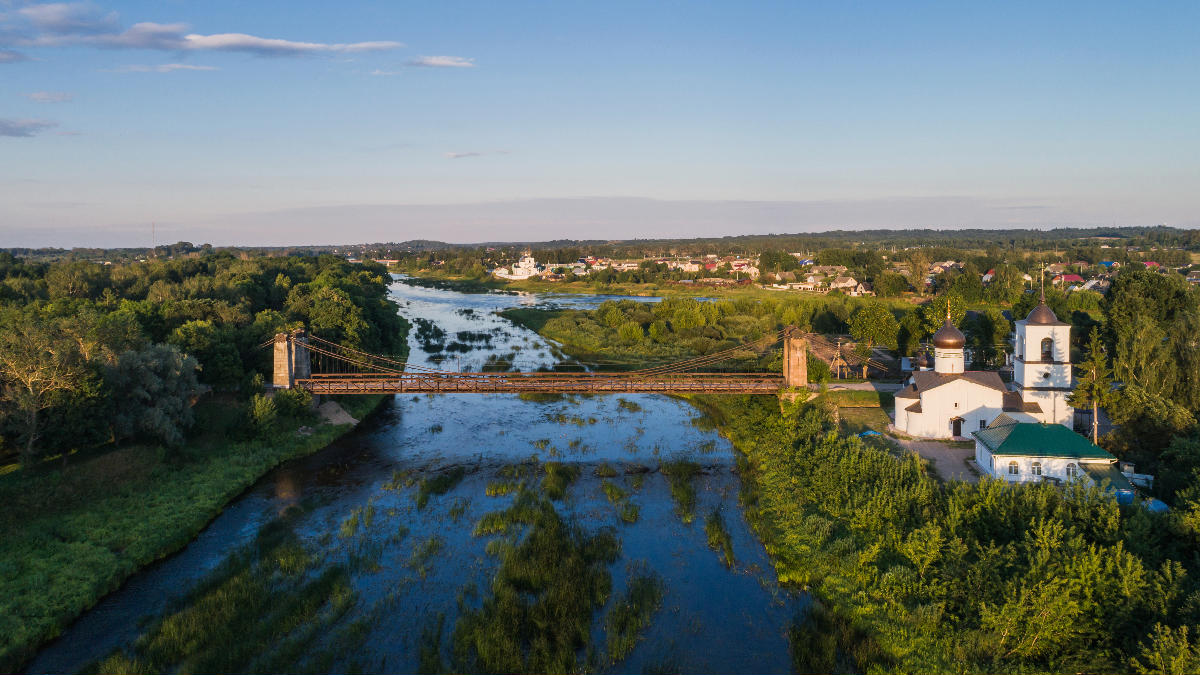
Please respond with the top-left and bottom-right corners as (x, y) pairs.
(973, 422), (1115, 460)
(1081, 463), (1135, 493)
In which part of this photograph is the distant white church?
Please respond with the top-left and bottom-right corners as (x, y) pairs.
(493, 254), (542, 280)
(894, 297), (1073, 439)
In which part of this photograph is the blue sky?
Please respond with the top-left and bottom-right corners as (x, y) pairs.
(2, 1), (1198, 246)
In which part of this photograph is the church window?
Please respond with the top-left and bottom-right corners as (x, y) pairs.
(1065, 463), (1078, 479)
(979, 420), (986, 430)
(954, 402), (959, 408)
(1041, 337), (1053, 361)
(1032, 461), (1043, 476)
(1008, 461), (1018, 475)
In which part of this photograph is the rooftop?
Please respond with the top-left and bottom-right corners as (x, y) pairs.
(973, 421), (1114, 460)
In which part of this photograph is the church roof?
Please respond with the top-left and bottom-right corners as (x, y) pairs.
(1002, 392), (1043, 414)
(896, 370), (1007, 400)
(905, 401), (922, 413)
(973, 421), (1114, 460)
(1025, 302), (1070, 326)
(932, 318), (966, 349)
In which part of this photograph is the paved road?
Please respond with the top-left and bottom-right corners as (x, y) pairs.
(820, 381), (904, 393)
(897, 438), (980, 483)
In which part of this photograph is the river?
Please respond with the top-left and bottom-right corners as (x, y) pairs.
(28, 279), (803, 674)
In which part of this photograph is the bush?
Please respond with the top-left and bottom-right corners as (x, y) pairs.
(249, 394), (278, 437)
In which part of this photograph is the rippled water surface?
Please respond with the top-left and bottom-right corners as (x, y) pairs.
(28, 280), (802, 674)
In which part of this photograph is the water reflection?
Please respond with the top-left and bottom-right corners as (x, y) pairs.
(27, 279), (801, 675)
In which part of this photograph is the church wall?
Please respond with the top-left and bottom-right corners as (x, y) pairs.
(900, 380), (1005, 438)
(1020, 389), (1073, 427)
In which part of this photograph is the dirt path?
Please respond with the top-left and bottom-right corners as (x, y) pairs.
(317, 401), (359, 426)
(896, 438), (980, 483)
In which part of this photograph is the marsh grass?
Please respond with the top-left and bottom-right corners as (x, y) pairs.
(618, 502), (641, 524)
(602, 479), (629, 503)
(408, 536), (446, 580)
(595, 463), (619, 478)
(0, 395), (387, 671)
(617, 398), (643, 413)
(660, 460), (702, 524)
(89, 518), (363, 674)
(452, 490), (620, 673)
(704, 508), (736, 568)
(604, 572), (665, 661)
(415, 466), (467, 510)
(541, 462), (581, 500)
(486, 480), (522, 497)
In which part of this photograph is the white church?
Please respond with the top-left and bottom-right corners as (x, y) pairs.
(894, 297), (1074, 439)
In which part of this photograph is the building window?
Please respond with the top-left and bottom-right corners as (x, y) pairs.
(1008, 461), (1018, 475)
(954, 402), (959, 408)
(1041, 337), (1054, 362)
(1065, 463), (1077, 479)
(979, 419), (987, 430)
(1032, 461), (1042, 476)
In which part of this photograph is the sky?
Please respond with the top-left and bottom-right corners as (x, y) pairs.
(1, 0), (1198, 247)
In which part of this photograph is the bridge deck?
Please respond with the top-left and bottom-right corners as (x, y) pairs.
(297, 372), (784, 395)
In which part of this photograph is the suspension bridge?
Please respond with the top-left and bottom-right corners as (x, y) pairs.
(271, 327), (891, 396)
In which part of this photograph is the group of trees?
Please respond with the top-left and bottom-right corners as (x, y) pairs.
(710, 393), (1200, 673)
(0, 253), (406, 467)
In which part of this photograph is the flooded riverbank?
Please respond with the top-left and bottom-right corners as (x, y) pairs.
(28, 280), (802, 674)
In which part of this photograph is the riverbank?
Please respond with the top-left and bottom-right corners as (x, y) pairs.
(0, 394), (387, 672)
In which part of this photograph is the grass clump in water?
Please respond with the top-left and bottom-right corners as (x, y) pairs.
(415, 466), (467, 510)
(704, 508), (736, 568)
(595, 463), (619, 478)
(408, 536), (446, 579)
(604, 572), (665, 662)
(541, 462), (581, 501)
(660, 460), (702, 524)
(89, 519), (362, 674)
(486, 480), (521, 497)
(602, 479), (629, 504)
(451, 490), (620, 673)
(617, 398), (643, 413)
(618, 502), (641, 524)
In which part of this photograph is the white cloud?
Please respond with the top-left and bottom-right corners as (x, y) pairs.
(0, 118), (58, 137)
(18, 2), (119, 36)
(445, 150), (508, 159)
(371, 68), (401, 76)
(0, 50), (31, 64)
(407, 55), (475, 68)
(8, 4), (403, 56)
(106, 63), (218, 73)
(24, 91), (73, 103)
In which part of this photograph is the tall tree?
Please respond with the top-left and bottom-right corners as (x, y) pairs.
(848, 303), (899, 374)
(0, 313), (87, 464)
(1069, 328), (1118, 444)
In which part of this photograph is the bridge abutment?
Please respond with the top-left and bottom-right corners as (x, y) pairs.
(272, 329), (310, 389)
(782, 327), (808, 390)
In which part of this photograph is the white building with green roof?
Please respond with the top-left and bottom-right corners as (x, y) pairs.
(973, 414), (1135, 502)
(974, 413), (1132, 502)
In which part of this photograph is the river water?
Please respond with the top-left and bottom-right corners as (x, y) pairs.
(28, 280), (802, 674)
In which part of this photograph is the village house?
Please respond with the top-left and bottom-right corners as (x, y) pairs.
(493, 254), (543, 280)
(973, 415), (1135, 503)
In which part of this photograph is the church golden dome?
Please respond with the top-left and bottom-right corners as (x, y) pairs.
(932, 317), (965, 349)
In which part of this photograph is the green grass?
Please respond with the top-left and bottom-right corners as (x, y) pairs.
(659, 460), (702, 524)
(415, 466), (468, 510)
(604, 572), (665, 662)
(0, 394), (386, 672)
(88, 515), (363, 674)
(703, 508), (736, 568)
(453, 490), (620, 673)
(821, 389), (895, 408)
(837, 405), (893, 436)
(541, 461), (581, 500)
(601, 479), (629, 503)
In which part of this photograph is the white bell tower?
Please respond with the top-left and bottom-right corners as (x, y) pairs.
(1013, 291), (1073, 427)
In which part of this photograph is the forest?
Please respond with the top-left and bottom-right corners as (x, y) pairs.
(0, 252), (407, 467)
(0, 252), (409, 671)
